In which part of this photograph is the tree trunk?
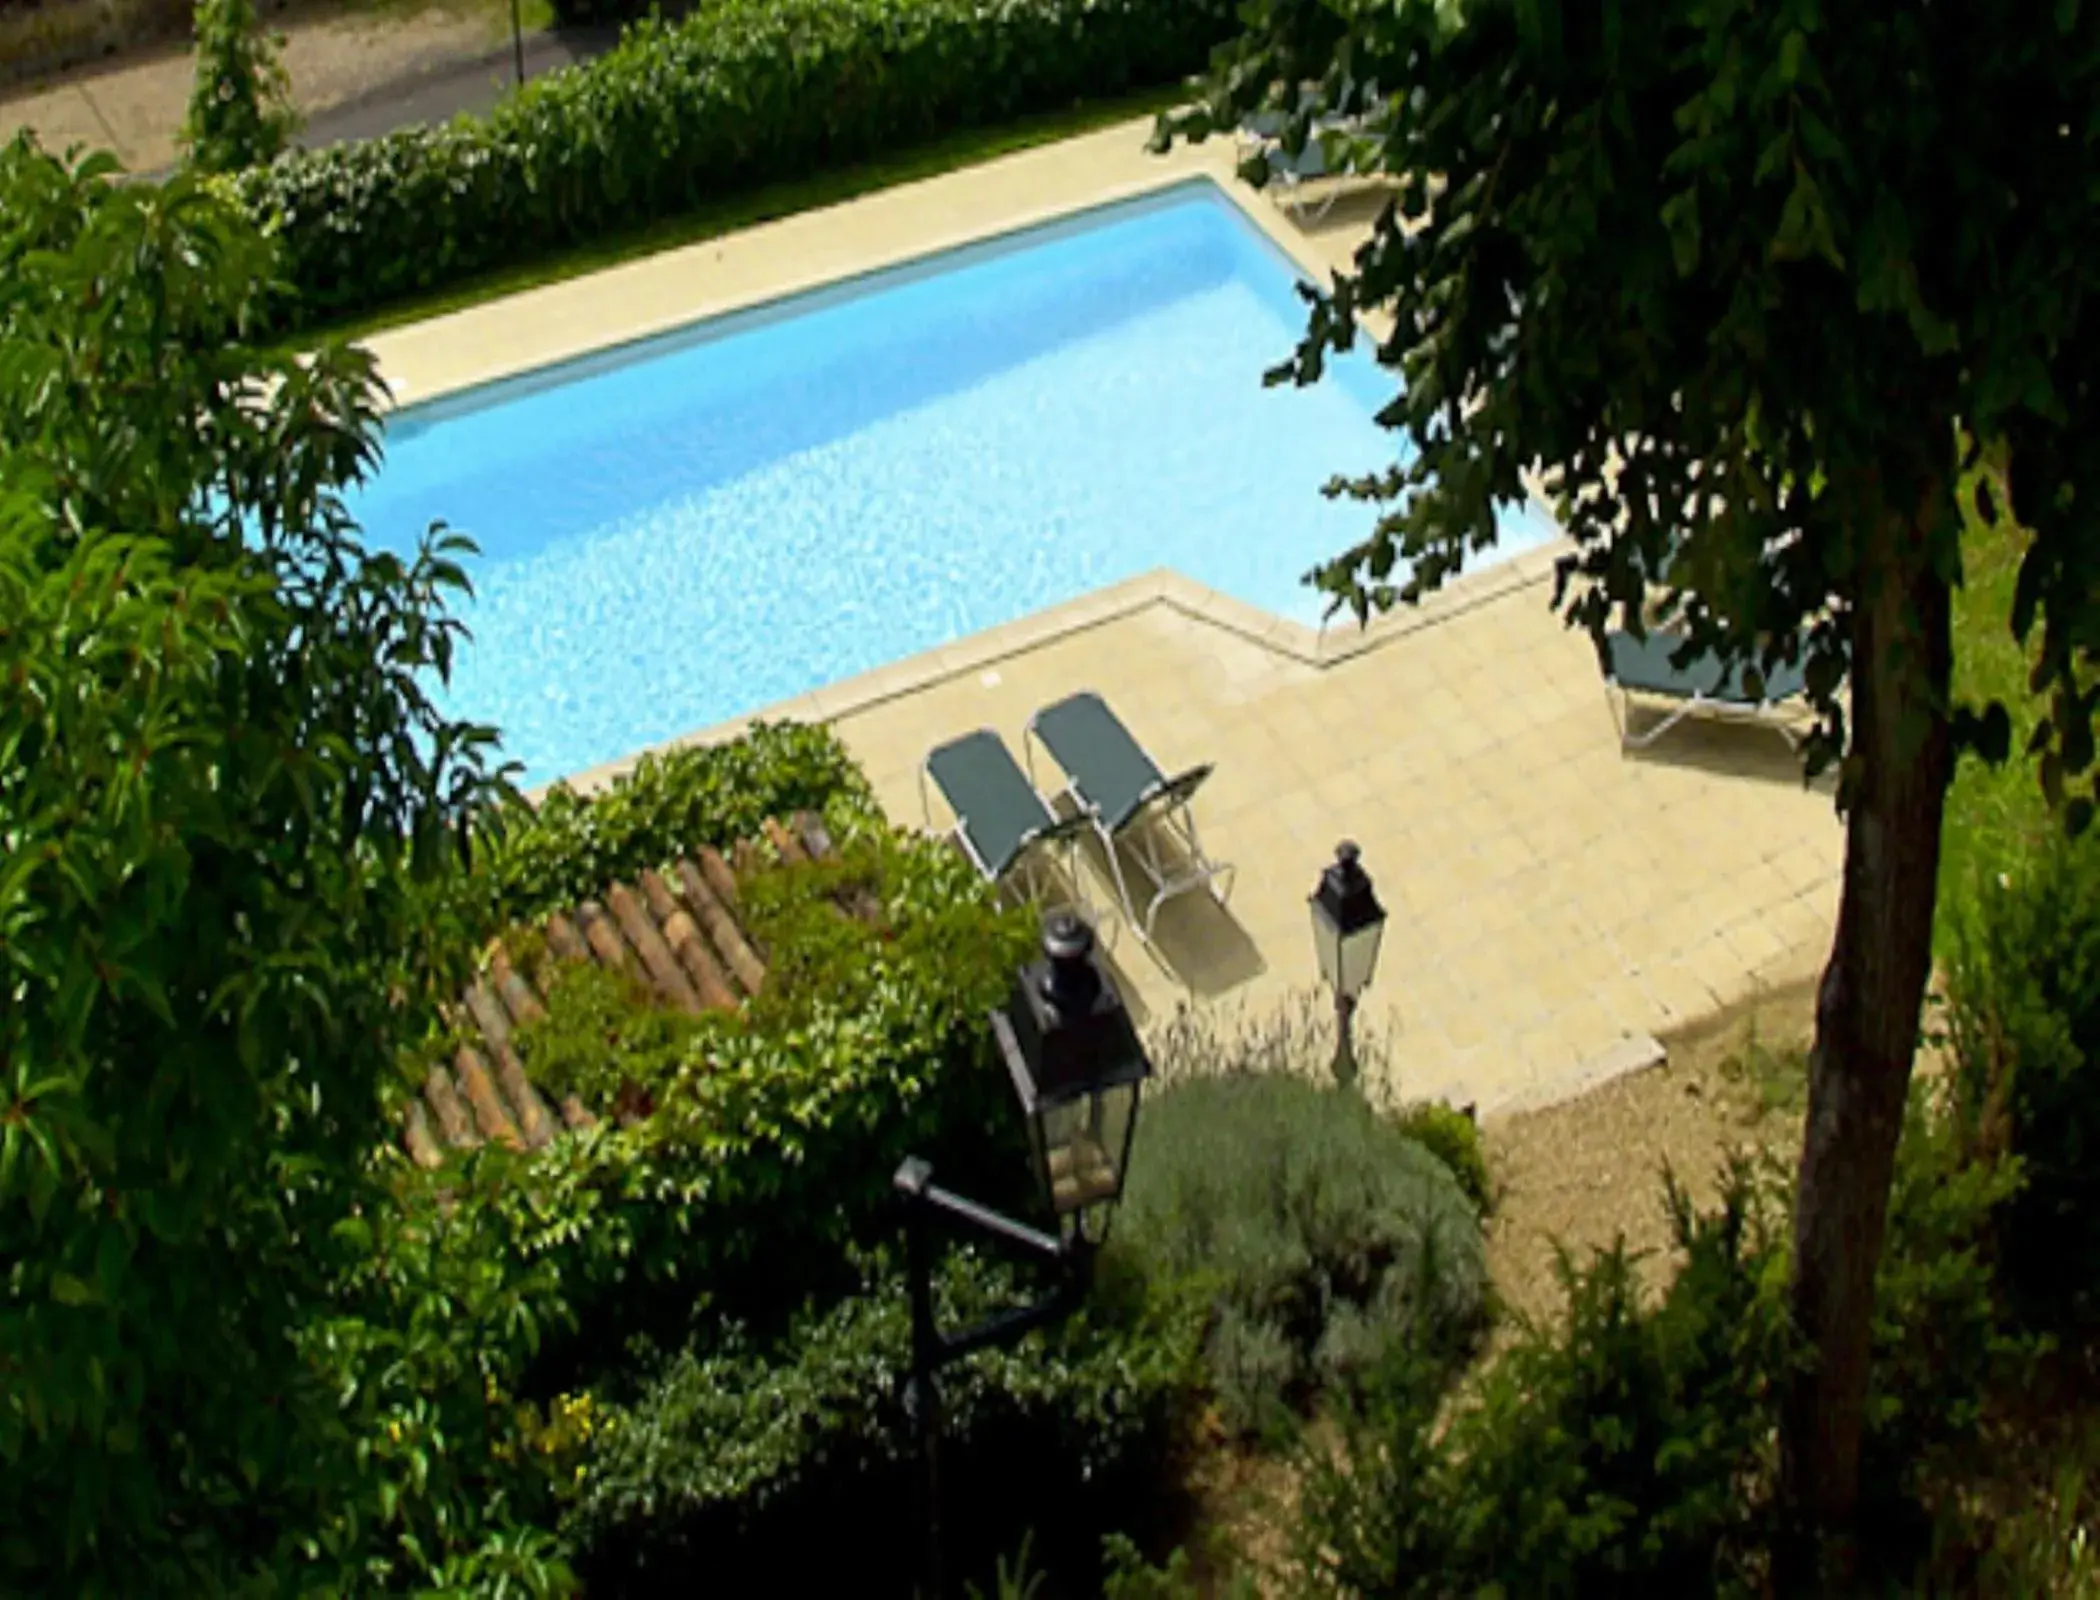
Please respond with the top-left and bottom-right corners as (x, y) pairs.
(1777, 484), (1956, 1588)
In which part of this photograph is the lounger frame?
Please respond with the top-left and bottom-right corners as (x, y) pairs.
(1235, 82), (1387, 224)
(1023, 726), (1234, 948)
(1609, 678), (1810, 752)
(917, 740), (1095, 918)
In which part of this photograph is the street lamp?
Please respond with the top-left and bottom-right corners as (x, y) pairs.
(1309, 840), (1387, 1091)
(894, 910), (1151, 1599)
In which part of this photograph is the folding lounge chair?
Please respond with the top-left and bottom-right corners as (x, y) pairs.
(1236, 80), (1386, 224)
(1603, 629), (1811, 752)
(1023, 691), (1234, 946)
(920, 729), (1094, 915)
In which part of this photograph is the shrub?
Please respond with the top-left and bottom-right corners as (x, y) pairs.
(1946, 827), (2100, 1330)
(1285, 1057), (2042, 1597)
(472, 719), (880, 929)
(0, 144), (543, 1591)
(1292, 1162), (1795, 1598)
(1393, 1099), (1493, 1216)
(232, 0), (1241, 329)
(1106, 1070), (1490, 1444)
(1856, 1066), (2044, 1569)
(561, 1243), (1203, 1594)
(181, 0), (297, 173)
(547, 0), (656, 23)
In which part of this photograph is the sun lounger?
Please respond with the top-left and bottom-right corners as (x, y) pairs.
(921, 729), (1094, 914)
(1236, 80), (1387, 223)
(1023, 691), (1234, 945)
(1604, 629), (1810, 751)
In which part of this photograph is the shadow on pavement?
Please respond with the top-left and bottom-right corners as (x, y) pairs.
(1619, 713), (1836, 793)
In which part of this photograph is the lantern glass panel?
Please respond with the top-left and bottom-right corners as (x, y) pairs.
(1339, 916), (1386, 1001)
(1309, 900), (1344, 992)
(1037, 1080), (1137, 1219)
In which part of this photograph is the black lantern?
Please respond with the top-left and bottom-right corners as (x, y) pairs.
(990, 910), (1150, 1248)
(893, 909), (1152, 1598)
(1310, 839), (1387, 1002)
(1309, 841), (1387, 1090)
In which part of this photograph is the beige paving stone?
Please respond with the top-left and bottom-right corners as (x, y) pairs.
(1639, 955), (1722, 1023)
(1719, 912), (1790, 971)
(1686, 935), (1764, 1010)
(1554, 995), (1636, 1062)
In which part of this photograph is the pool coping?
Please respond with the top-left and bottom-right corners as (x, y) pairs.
(548, 534), (1575, 798)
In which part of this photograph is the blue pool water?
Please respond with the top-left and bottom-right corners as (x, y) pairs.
(349, 179), (1559, 789)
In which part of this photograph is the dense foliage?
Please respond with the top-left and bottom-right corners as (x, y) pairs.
(1295, 1165), (1794, 1598)
(1160, 0), (2100, 1553)
(180, 0), (297, 173)
(0, 142), (532, 1590)
(563, 1243), (1202, 1594)
(232, 0), (1241, 330)
(1947, 830), (2100, 1330)
(1107, 1073), (1489, 1443)
(475, 722), (879, 929)
(545, 0), (655, 23)
(1290, 1067), (2038, 1596)
(468, 823), (1043, 1365)
(1393, 1099), (1493, 1217)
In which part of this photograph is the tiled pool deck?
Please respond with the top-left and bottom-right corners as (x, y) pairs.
(364, 119), (1845, 1117)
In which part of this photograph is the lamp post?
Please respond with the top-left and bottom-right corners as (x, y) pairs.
(510, 0), (526, 88)
(894, 910), (1151, 1600)
(1309, 840), (1387, 1092)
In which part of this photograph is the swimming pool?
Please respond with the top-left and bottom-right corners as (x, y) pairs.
(349, 178), (1559, 789)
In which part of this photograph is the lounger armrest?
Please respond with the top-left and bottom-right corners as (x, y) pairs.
(1147, 763), (1215, 815)
(1024, 811), (1096, 848)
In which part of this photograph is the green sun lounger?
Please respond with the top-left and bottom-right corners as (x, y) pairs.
(1236, 78), (1386, 223)
(920, 728), (1094, 914)
(1023, 691), (1234, 945)
(1604, 629), (1810, 751)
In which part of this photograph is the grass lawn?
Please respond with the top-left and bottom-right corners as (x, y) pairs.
(1939, 454), (2057, 953)
(297, 82), (1188, 350)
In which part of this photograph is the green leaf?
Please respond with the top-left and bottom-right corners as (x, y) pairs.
(50, 1273), (99, 1307)
(1770, 167), (1845, 268)
(1777, 30), (1808, 86)
(1660, 191), (1701, 276)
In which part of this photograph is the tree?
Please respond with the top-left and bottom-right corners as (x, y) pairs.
(180, 0), (299, 174)
(0, 137), (546, 1590)
(1156, 0), (2098, 1578)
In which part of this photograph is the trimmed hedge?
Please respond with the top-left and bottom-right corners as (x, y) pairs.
(235, 0), (1240, 329)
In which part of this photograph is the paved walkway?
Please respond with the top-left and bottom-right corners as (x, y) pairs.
(0, 0), (624, 177)
(362, 122), (1847, 1118)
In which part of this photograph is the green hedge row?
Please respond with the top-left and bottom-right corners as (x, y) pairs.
(235, 0), (1240, 329)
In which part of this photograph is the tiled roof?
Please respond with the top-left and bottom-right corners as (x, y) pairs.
(402, 810), (855, 1167)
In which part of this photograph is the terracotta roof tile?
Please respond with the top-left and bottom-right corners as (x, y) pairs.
(403, 810), (849, 1167)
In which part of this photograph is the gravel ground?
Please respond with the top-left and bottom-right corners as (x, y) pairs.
(1484, 972), (1818, 1331)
